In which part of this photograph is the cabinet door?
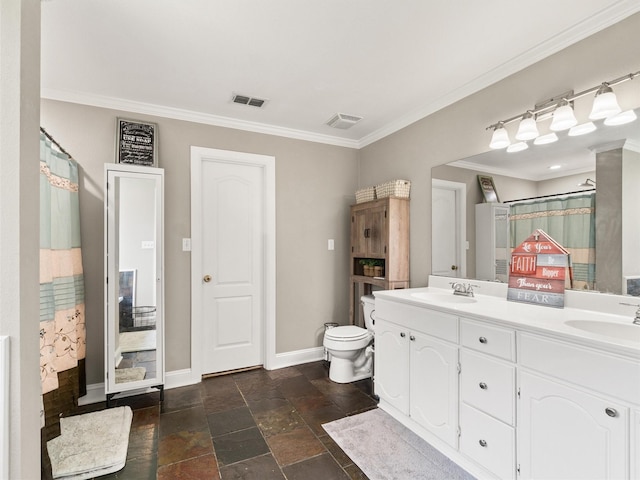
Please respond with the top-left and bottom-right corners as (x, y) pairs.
(632, 409), (640, 480)
(375, 320), (409, 414)
(366, 204), (387, 256)
(410, 332), (459, 448)
(351, 208), (369, 257)
(518, 371), (628, 480)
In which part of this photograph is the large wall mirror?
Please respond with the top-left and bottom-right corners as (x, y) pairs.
(105, 163), (164, 405)
(432, 107), (640, 296)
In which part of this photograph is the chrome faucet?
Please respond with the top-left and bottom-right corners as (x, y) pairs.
(620, 302), (640, 325)
(450, 281), (477, 297)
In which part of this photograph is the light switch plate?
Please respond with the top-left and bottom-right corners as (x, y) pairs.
(182, 238), (191, 251)
(328, 239), (334, 250)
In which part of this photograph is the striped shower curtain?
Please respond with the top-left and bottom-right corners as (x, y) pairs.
(509, 193), (596, 290)
(39, 132), (86, 399)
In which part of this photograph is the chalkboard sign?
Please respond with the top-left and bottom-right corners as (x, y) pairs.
(116, 118), (158, 167)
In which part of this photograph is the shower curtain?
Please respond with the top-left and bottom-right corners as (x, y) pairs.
(509, 193), (596, 290)
(39, 132), (86, 405)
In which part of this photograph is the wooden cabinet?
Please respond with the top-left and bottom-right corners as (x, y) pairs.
(349, 197), (409, 325)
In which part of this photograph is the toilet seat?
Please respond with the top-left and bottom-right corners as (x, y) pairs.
(325, 325), (370, 342)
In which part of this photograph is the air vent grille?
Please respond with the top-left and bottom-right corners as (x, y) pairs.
(326, 113), (363, 129)
(232, 93), (268, 108)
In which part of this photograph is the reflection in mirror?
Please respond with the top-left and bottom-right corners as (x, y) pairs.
(431, 107), (640, 295)
(105, 164), (164, 405)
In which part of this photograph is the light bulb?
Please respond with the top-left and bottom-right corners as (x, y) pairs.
(568, 122), (596, 137)
(604, 109), (637, 126)
(489, 124), (510, 149)
(589, 84), (621, 120)
(533, 133), (558, 145)
(550, 100), (578, 131)
(506, 142), (528, 153)
(515, 112), (539, 141)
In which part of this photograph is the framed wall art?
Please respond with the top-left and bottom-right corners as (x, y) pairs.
(115, 118), (158, 167)
(478, 174), (500, 203)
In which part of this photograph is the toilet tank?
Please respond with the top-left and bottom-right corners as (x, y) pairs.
(361, 295), (376, 331)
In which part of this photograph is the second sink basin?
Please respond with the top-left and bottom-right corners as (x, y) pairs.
(411, 292), (477, 304)
(565, 319), (640, 343)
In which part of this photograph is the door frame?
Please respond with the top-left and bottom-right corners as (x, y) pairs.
(431, 178), (467, 278)
(190, 147), (276, 378)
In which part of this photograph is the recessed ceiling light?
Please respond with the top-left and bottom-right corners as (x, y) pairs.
(548, 165), (562, 170)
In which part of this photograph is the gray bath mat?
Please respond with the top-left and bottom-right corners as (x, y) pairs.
(115, 366), (146, 384)
(323, 408), (475, 480)
(47, 406), (133, 479)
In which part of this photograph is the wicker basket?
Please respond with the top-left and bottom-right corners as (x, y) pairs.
(355, 186), (376, 203)
(375, 179), (411, 199)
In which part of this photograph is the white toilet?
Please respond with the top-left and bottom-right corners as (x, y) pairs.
(323, 295), (376, 383)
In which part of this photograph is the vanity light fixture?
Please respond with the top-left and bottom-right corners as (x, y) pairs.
(506, 141), (528, 153)
(487, 70), (639, 150)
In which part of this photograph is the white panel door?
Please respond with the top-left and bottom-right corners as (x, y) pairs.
(199, 157), (264, 374)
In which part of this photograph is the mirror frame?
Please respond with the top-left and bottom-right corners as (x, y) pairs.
(104, 163), (165, 399)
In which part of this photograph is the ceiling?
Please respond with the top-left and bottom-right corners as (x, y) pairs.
(41, 1), (640, 151)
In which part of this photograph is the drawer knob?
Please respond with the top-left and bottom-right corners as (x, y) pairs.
(479, 439), (487, 447)
(479, 382), (488, 390)
(478, 336), (488, 344)
(605, 407), (618, 418)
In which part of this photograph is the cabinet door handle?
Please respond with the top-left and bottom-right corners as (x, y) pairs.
(400, 332), (406, 338)
(478, 336), (488, 344)
(605, 407), (618, 418)
(479, 382), (488, 390)
(364, 228), (370, 238)
(479, 439), (487, 447)
(409, 335), (415, 341)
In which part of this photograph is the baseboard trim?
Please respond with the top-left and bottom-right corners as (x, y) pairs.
(268, 346), (325, 370)
(78, 347), (324, 405)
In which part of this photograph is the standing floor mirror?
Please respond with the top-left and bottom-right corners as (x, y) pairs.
(104, 163), (164, 406)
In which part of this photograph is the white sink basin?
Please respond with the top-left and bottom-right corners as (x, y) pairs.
(411, 292), (477, 304)
(565, 319), (640, 343)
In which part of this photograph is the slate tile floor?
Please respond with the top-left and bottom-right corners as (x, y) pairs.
(88, 361), (377, 479)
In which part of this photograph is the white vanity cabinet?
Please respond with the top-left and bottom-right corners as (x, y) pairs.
(375, 299), (459, 448)
(518, 332), (638, 480)
(459, 319), (516, 479)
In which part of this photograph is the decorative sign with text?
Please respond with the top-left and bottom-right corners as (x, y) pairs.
(507, 229), (570, 308)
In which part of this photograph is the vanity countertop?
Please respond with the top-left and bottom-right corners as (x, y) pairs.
(374, 285), (640, 358)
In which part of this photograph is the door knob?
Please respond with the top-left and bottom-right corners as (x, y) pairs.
(203, 274), (212, 283)
(451, 265), (458, 271)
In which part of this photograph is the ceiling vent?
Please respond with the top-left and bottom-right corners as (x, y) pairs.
(326, 113), (363, 129)
(232, 93), (268, 108)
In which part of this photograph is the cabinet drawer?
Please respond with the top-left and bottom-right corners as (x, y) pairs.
(519, 332), (640, 404)
(460, 349), (515, 425)
(460, 318), (515, 361)
(376, 299), (458, 343)
(460, 403), (515, 480)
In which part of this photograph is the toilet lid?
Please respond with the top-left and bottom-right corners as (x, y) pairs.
(325, 325), (370, 341)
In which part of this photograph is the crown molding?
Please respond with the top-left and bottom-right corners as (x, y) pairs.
(358, 1), (640, 148)
(41, 88), (361, 150)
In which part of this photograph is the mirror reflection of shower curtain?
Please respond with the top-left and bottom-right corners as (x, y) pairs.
(38, 132), (87, 401)
(509, 193), (596, 290)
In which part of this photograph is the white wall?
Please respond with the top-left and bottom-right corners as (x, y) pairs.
(0, 0), (42, 478)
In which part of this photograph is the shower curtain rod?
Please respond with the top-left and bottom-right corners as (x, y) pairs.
(40, 127), (74, 160)
(504, 188), (595, 204)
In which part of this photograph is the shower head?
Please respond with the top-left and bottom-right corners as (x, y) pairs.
(577, 178), (596, 188)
